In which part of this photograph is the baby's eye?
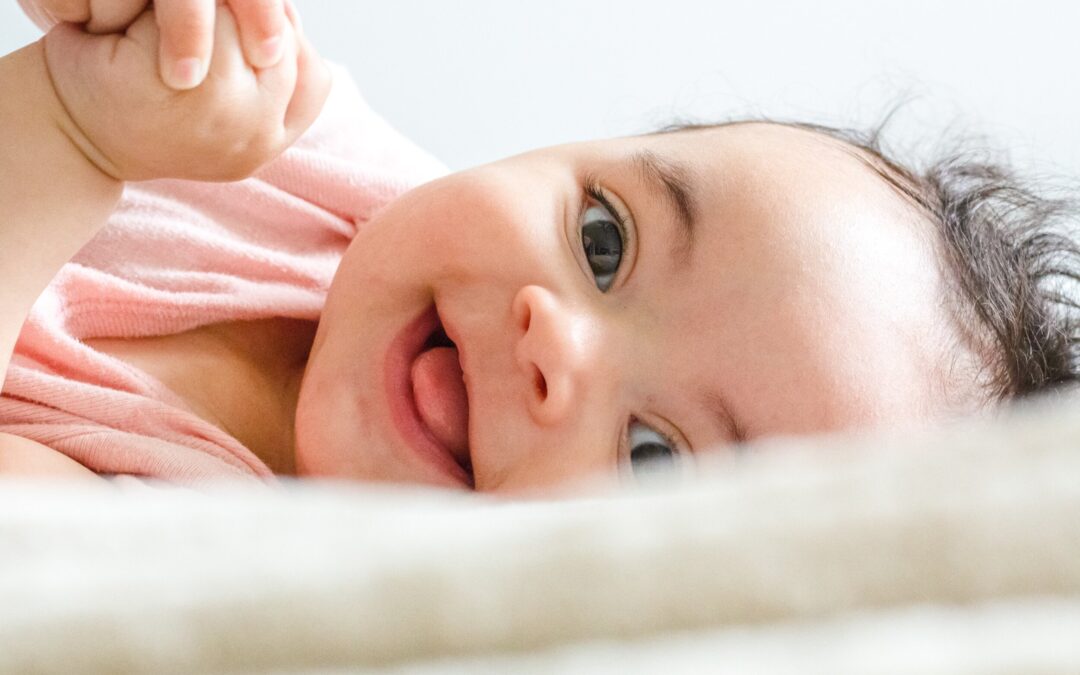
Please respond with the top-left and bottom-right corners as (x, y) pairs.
(624, 419), (680, 482)
(580, 195), (625, 292)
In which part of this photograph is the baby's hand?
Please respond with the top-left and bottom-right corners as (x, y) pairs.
(41, 4), (331, 182)
(22, 0), (292, 89)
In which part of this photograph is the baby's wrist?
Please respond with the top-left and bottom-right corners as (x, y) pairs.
(12, 39), (124, 184)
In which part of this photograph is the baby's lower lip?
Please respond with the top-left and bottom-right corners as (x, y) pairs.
(382, 303), (473, 487)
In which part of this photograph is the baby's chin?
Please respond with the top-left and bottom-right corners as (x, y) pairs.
(291, 353), (466, 489)
(291, 352), (374, 480)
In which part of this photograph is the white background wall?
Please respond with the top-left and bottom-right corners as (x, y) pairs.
(2, 1), (1077, 175)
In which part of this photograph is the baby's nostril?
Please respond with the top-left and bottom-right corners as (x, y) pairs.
(534, 367), (547, 399)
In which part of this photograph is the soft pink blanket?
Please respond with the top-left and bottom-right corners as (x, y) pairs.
(0, 54), (446, 483)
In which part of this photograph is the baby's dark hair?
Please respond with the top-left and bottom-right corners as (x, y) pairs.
(658, 117), (1080, 406)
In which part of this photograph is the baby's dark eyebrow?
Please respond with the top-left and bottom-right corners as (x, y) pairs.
(631, 150), (699, 267)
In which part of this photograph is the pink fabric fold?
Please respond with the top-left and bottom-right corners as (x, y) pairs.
(0, 62), (447, 484)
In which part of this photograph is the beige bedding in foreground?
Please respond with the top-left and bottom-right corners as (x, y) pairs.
(2, 395), (1079, 674)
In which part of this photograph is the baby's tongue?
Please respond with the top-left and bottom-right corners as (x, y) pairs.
(410, 347), (470, 463)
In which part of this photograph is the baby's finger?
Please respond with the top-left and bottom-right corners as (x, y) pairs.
(83, 0), (147, 34)
(23, 0), (86, 26)
(155, 0), (216, 90)
(282, 0), (301, 35)
(282, 27), (331, 140)
(228, 0), (287, 69)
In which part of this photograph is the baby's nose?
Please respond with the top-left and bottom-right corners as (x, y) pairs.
(511, 285), (598, 426)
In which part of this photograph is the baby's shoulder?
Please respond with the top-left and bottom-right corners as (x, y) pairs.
(0, 432), (103, 479)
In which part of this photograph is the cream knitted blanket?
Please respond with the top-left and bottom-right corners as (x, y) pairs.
(2, 396), (1078, 674)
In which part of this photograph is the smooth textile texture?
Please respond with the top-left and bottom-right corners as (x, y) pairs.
(1, 396), (1079, 674)
(0, 56), (446, 482)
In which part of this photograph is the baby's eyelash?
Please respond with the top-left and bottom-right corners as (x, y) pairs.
(583, 177), (625, 229)
(580, 176), (636, 271)
(626, 416), (682, 455)
(657, 424), (683, 454)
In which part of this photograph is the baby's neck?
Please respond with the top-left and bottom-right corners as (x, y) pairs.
(85, 318), (317, 476)
(202, 318), (317, 475)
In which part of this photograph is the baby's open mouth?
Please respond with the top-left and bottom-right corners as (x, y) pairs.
(411, 310), (472, 474)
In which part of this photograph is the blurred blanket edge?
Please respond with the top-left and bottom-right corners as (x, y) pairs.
(1, 393), (1079, 674)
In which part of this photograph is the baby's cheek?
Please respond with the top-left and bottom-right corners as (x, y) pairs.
(468, 371), (617, 493)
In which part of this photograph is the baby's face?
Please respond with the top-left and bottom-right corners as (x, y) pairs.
(295, 123), (972, 493)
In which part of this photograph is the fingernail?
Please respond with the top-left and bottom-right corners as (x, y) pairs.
(168, 57), (204, 90)
(256, 35), (283, 67)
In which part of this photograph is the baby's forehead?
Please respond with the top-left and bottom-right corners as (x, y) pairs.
(612, 123), (917, 218)
(645, 122), (881, 179)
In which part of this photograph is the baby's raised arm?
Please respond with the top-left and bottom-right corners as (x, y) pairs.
(0, 40), (120, 384)
(0, 3), (329, 382)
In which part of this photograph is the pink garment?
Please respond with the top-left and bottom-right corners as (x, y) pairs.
(0, 60), (446, 484)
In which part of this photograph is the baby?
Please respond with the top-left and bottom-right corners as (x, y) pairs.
(1, 1), (1077, 493)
